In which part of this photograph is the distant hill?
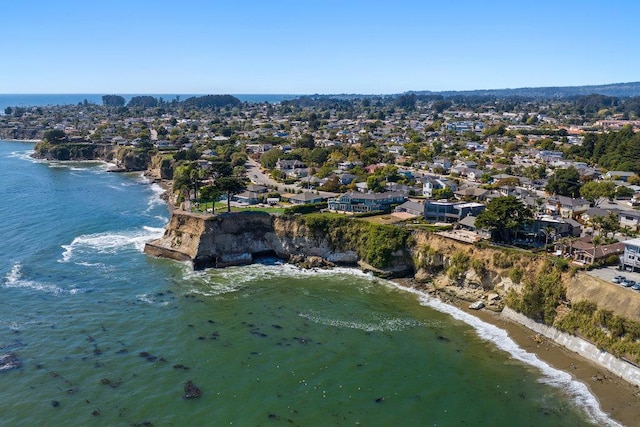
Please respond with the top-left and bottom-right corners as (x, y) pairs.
(409, 82), (640, 99)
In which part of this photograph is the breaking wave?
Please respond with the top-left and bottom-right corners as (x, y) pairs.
(3, 263), (81, 296)
(60, 226), (165, 263)
(298, 311), (423, 332)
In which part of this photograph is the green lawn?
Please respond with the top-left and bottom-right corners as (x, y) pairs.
(190, 201), (285, 215)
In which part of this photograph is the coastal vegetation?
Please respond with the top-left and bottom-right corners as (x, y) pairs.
(556, 301), (640, 362)
(296, 213), (413, 269)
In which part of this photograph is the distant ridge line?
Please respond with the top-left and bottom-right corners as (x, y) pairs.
(406, 81), (640, 99)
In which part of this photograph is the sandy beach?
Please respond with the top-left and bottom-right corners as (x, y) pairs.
(455, 298), (640, 426)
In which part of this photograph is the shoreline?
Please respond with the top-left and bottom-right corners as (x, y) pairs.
(1, 138), (40, 143)
(29, 146), (633, 425)
(391, 279), (639, 427)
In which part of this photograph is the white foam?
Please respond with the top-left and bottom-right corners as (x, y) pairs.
(136, 293), (169, 306)
(387, 281), (622, 427)
(182, 263), (375, 294)
(144, 182), (167, 213)
(9, 150), (45, 163)
(3, 263), (81, 296)
(298, 311), (422, 332)
(60, 226), (165, 262)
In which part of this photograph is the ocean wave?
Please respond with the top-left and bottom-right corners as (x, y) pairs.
(8, 150), (44, 163)
(3, 263), (82, 296)
(298, 311), (422, 332)
(60, 226), (165, 262)
(387, 282), (621, 427)
(144, 182), (167, 213)
(182, 263), (375, 294)
(136, 293), (170, 306)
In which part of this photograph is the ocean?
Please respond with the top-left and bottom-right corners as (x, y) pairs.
(0, 94), (299, 111)
(0, 139), (614, 426)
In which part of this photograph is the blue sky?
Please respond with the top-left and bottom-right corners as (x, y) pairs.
(2, 0), (638, 94)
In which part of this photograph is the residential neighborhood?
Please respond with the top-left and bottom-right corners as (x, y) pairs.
(5, 92), (640, 274)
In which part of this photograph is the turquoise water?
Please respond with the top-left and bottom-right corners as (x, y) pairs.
(0, 140), (611, 426)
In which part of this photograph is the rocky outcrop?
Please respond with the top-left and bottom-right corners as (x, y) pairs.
(34, 143), (119, 162)
(116, 148), (151, 171)
(144, 211), (412, 274)
(148, 155), (174, 180)
(0, 127), (44, 140)
(145, 211), (286, 269)
(32, 142), (151, 171)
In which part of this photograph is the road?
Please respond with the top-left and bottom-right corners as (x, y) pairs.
(245, 158), (337, 199)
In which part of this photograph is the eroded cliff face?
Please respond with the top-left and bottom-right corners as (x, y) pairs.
(145, 210), (538, 289)
(144, 211), (409, 273)
(272, 216), (359, 264)
(145, 211), (287, 269)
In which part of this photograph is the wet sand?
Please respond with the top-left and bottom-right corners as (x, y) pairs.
(460, 302), (640, 426)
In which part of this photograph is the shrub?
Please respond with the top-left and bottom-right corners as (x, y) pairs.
(492, 252), (514, 269)
(284, 202), (327, 215)
(447, 251), (470, 282)
(508, 268), (523, 284)
(507, 262), (565, 325)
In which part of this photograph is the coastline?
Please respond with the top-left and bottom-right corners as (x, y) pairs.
(46, 147), (634, 425)
(391, 279), (639, 427)
(1, 138), (40, 143)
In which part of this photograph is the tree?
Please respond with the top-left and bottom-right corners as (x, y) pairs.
(309, 147), (329, 165)
(394, 94), (417, 110)
(43, 129), (68, 144)
(259, 148), (283, 169)
(546, 166), (582, 197)
(173, 163), (195, 202)
(599, 212), (620, 239)
(102, 95), (125, 107)
(627, 174), (640, 185)
(475, 196), (534, 243)
(200, 185), (222, 214)
(127, 96), (158, 108)
(296, 133), (315, 149)
(542, 226), (556, 248)
(432, 100), (452, 114)
(215, 177), (247, 212)
(615, 185), (634, 199)
(432, 187), (454, 199)
(579, 180), (615, 206)
(366, 175), (385, 193)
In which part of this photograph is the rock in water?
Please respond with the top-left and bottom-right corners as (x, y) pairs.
(0, 352), (21, 371)
(289, 254), (335, 269)
(184, 380), (201, 399)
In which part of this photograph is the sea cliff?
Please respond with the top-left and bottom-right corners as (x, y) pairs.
(32, 141), (153, 171)
(144, 211), (413, 273)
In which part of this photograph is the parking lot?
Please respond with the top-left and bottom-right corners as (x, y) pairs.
(586, 266), (640, 290)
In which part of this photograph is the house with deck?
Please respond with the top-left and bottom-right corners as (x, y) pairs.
(424, 200), (485, 223)
(328, 192), (405, 213)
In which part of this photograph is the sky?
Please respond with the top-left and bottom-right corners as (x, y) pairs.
(2, 0), (639, 95)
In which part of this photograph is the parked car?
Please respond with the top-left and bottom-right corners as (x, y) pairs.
(631, 283), (640, 291)
(612, 275), (626, 284)
(622, 280), (636, 288)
